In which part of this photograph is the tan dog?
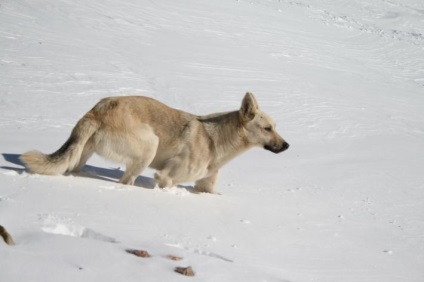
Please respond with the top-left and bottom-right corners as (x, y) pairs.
(20, 92), (289, 193)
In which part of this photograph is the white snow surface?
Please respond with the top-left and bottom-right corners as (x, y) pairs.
(1, 0), (424, 281)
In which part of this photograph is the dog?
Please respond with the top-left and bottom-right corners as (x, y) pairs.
(20, 92), (289, 193)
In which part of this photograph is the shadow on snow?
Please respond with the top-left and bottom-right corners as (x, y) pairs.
(0, 153), (166, 189)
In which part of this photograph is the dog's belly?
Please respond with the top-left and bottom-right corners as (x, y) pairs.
(176, 162), (209, 184)
(152, 151), (212, 185)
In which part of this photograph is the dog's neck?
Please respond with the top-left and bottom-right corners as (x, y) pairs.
(199, 111), (251, 168)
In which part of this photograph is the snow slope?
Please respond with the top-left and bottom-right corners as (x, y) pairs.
(1, 0), (424, 281)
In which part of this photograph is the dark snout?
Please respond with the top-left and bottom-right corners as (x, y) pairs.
(264, 141), (289, 154)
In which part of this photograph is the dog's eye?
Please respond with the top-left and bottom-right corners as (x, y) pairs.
(264, 126), (272, 132)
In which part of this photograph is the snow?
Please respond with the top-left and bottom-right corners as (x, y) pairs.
(1, 0), (424, 281)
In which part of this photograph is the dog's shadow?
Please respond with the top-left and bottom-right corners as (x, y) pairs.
(0, 153), (163, 189)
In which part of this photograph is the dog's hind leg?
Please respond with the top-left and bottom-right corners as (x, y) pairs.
(118, 133), (159, 186)
(119, 159), (150, 186)
(71, 138), (95, 173)
(92, 124), (159, 186)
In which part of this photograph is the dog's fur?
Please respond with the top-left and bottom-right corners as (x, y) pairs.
(20, 92), (289, 193)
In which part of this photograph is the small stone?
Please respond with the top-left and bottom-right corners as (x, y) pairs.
(166, 255), (183, 261)
(0, 225), (15, 246)
(125, 249), (151, 258)
(174, 266), (195, 276)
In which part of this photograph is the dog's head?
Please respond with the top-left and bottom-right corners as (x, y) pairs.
(239, 92), (289, 153)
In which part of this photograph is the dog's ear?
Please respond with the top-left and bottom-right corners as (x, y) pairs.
(240, 92), (259, 122)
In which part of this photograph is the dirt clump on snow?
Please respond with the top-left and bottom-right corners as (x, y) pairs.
(0, 225), (15, 246)
(174, 266), (195, 276)
(125, 249), (151, 258)
(166, 255), (183, 261)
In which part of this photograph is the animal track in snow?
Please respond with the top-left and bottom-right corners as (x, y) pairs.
(40, 215), (117, 243)
(0, 195), (16, 203)
(165, 242), (233, 263)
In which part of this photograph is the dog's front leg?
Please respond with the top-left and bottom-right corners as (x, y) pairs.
(154, 171), (173, 188)
(154, 157), (180, 188)
(194, 171), (219, 194)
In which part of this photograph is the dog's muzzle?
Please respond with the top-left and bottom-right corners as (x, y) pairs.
(264, 142), (289, 154)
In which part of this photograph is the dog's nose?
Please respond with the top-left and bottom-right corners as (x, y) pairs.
(264, 142), (290, 153)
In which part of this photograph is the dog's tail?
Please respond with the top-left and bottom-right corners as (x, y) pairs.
(20, 113), (99, 175)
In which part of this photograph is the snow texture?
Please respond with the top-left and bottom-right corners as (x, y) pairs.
(1, 0), (424, 281)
